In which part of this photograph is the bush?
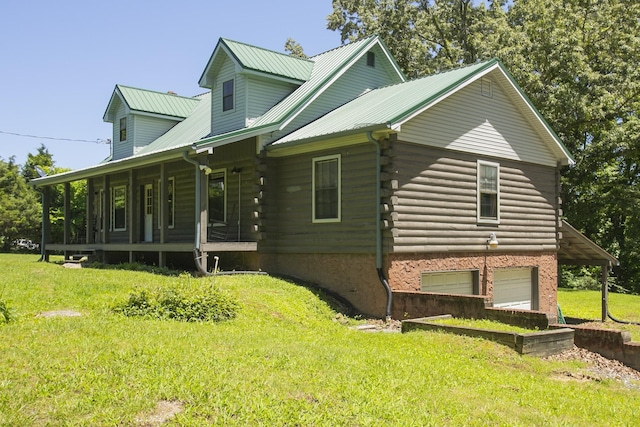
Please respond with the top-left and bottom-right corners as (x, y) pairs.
(559, 267), (601, 291)
(0, 299), (14, 324)
(113, 277), (239, 322)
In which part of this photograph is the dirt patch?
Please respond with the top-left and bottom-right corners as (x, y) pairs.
(135, 400), (184, 426)
(545, 346), (640, 388)
(37, 310), (82, 318)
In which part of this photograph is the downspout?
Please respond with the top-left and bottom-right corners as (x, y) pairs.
(367, 132), (393, 321)
(182, 151), (210, 276)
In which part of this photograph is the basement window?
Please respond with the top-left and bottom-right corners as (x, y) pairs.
(421, 270), (480, 295)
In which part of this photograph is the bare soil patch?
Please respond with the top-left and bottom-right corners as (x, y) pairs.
(134, 400), (184, 426)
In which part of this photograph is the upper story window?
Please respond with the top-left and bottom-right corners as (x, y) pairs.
(119, 117), (127, 141)
(313, 154), (341, 223)
(222, 79), (234, 111)
(367, 51), (375, 67)
(477, 160), (500, 223)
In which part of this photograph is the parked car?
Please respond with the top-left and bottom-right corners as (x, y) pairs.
(13, 239), (39, 251)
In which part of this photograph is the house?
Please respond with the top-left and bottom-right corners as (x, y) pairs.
(32, 36), (617, 321)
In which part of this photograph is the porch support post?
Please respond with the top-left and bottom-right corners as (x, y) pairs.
(102, 175), (110, 262)
(159, 163), (167, 267)
(86, 178), (94, 244)
(601, 263), (609, 322)
(128, 170), (135, 263)
(63, 182), (71, 260)
(199, 159), (209, 271)
(41, 186), (51, 262)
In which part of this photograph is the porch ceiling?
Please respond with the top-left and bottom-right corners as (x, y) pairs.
(558, 220), (619, 266)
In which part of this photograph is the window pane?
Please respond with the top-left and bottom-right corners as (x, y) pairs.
(480, 165), (497, 193)
(113, 186), (126, 230)
(208, 172), (225, 223)
(222, 79), (234, 111)
(479, 163), (498, 220)
(314, 158), (338, 220)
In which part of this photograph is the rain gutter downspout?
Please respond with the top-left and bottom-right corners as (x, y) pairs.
(182, 150), (210, 276)
(367, 132), (392, 321)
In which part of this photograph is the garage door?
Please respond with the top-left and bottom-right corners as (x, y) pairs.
(421, 271), (476, 295)
(493, 268), (532, 310)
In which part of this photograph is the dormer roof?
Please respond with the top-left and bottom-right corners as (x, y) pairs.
(199, 38), (315, 87)
(103, 85), (201, 122)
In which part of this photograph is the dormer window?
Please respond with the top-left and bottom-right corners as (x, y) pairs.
(119, 117), (127, 141)
(367, 51), (375, 67)
(222, 79), (234, 111)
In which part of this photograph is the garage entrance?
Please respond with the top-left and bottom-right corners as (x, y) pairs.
(493, 267), (537, 310)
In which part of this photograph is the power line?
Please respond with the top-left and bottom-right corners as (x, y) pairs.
(0, 130), (111, 144)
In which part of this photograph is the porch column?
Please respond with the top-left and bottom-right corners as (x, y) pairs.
(41, 186), (51, 262)
(159, 163), (167, 267)
(86, 178), (95, 244)
(63, 182), (71, 259)
(199, 160), (208, 271)
(601, 264), (609, 322)
(128, 170), (136, 262)
(102, 175), (110, 262)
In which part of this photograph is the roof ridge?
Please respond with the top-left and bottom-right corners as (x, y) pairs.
(309, 35), (377, 59)
(221, 38), (315, 64)
(116, 84), (201, 101)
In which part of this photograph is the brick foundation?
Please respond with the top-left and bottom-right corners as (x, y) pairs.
(387, 251), (558, 316)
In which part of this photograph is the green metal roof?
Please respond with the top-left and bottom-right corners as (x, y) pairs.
(105, 85), (200, 121)
(136, 92), (211, 155)
(221, 38), (314, 82)
(270, 60), (497, 145)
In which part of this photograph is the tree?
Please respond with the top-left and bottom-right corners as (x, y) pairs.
(327, 0), (640, 292)
(0, 157), (41, 250)
(284, 38), (307, 58)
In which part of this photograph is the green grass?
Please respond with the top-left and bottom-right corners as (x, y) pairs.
(431, 317), (537, 334)
(1, 253), (640, 426)
(558, 288), (640, 341)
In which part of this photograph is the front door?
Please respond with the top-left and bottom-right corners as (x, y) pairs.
(144, 184), (153, 242)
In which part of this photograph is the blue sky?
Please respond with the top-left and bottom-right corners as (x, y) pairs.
(0, 0), (341, 170)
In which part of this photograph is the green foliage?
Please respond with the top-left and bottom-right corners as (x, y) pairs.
(328, 0), (640, 293)
(0, 157), (41, 250)
(113, 276), (239, 322)
(284, 37), (307, 58)
(0, 298), (14, 324)
(559, 267), (601, 291)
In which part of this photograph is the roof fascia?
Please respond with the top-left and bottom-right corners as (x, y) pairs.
(128, 110), (186, 121)
(266, 124), (391, 155)
(376, 37), (407, 82)
(30, 145), (193, 187)
(198, 38), (226, 88)
(239, 68), (306, 85)
(102, 86), (130, 122)
(194, 123), (280, 153)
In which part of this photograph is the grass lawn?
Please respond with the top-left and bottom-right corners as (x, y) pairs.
(558, 288), (640, 341)
(1, 254), (640, 426)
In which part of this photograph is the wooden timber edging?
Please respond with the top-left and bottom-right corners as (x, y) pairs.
(402, 315), (575, 357)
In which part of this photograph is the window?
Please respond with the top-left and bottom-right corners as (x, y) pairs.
(478, 160), (500, 223)
(313, 155), (341, 222)
(222, 79), (234, 111)
(158, 177), (175, 229)
(208, 170), (226, 223)
(481, 77), (493, 98)
(366, 51), (375, 67)
(119, 117), (127, 141)
(111, 185), (127, 231)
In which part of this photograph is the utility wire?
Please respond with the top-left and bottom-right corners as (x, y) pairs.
(0, 130), (111, 144)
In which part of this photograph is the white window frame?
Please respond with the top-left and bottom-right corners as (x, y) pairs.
(111, 185), (127, 231)
(158, 177), (175, 229)
(312, 154), (341, 223)
(477, 160), (500, 224)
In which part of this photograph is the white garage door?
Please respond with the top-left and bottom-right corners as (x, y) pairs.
(493, 268), (532, 310)
(421, 271), (474, 295)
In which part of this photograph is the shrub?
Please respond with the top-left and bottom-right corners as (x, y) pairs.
(0, 299), (14, 324)
(113, 277), (239, 322)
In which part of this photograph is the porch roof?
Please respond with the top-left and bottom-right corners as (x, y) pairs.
(558, 220), (619, 266)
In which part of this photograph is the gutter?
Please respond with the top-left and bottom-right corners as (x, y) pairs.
(367, 131), (393, 321)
